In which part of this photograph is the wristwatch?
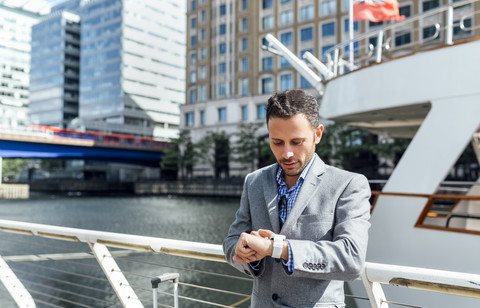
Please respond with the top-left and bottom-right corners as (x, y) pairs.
(270, 234), (286, 259)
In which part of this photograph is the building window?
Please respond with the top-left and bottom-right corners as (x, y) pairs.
(218, 82), (227, 96)
(321, 45), (334, 60)
(262, 0), (273, 9)
(191, 35), (197, 47)
(241, 38), (248, 51)
(300, 76), (312, 89)
(395, 32), (411, 46)
(190, 53), (197, 66)
(280, 56), (291, 68)
(218, 107), (227, 122)
(191, 0), (197, 10)
(200, 29), (206, 41)
(200, 47), (207, 60)
(300, 5), (314, 21)
(321, 0), (336, 16)
(344, 19), (359, 32)
(399, 5), (411, 17)
(344, 41), (360, 55)
(279, 10), (293, 26)
(300, 27), (313, 41)
(200, 110), (205, 125)
(241, 105), (248, 121)
(262, 57), (273, 71)
(241, 58), (248, 72)
(281, 0), (292, 3)
(219, 23), (227, 35)
(189, 89), (197, 104)
(219, 62), (227, 74)
(199, 85), (206, 101)
(422, 0), (439, 12)
(261, 77), (273, 94)
(186, 112), (194, 126)
(199, 66), (206, 79)
(201, 10), (207, 22)
(262, 15), (274, 30)
(219, 4), (227, 15)
(242, 0), (248, 10)
(191, 17), (197, 29)
(322, 22), (335, 37)
(423, 25), (440, 40)
(257, 104), (267, 119)
(190, 71), (197, 83)
(241, 18), (248, 31)
(280, 32), (293, 45)
(240, 78), (249, 96)
(219, 42), (227, 54)
(280, 73), (293, 91)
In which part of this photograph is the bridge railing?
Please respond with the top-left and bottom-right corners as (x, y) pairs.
(0, 219), (479, 307)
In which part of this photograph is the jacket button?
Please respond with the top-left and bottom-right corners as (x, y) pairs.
(303, 262), (308, 269)
(272, 293), (278, 300)
(320, 263), (326, 270)
(308, 263), (313, 269)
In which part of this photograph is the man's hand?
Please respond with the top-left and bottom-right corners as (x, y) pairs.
(233, 231), (273, 263)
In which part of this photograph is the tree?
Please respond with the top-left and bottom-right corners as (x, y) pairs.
(232, 122), (263, 172)
(2, 158), (27, 181)
(160, 130), (194, 179)
(195, 130), (231, 179)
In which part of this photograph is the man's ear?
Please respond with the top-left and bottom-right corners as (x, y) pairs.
(314, 125), (324, 144)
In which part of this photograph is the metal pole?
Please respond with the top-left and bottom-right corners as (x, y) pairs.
(446, 0), (454, 45)
(349, 0), (354, 66)
(376, 30), (384, 63)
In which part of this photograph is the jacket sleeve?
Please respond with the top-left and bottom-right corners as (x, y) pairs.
(222, 174), (266, 277)
(287, 173), (371, 281)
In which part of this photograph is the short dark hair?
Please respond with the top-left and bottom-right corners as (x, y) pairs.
(266, 89), (320, 129)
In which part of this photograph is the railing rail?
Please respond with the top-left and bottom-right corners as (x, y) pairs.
(323, 0), (479, 78)
(1, 219), (480, 308)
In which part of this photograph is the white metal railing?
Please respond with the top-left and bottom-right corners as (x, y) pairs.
(0, 219), (480, 308)
(264, 0), (479, 92)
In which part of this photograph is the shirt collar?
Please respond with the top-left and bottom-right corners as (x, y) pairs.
(276, 154), (316, 187)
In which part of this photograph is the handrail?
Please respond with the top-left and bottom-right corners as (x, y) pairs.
(1, 219), (480, 307)
(323, 0), (478, 78)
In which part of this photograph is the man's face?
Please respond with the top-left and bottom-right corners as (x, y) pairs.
(268, 114), (323, 186)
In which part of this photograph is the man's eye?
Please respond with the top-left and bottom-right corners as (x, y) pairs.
(292, 141), (302, 145)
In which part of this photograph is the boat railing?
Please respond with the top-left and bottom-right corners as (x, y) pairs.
(371, 191), (480, 234)
(322, 0), (480, 78)
(1, 219), (480, 308)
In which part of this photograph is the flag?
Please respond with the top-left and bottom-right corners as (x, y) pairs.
(353, 0), (405, 22)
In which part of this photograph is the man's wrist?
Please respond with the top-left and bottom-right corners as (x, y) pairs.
(270, 234), (286, 258)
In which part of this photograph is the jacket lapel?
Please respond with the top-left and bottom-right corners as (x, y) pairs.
(281, 154), (327, 233)
(263, 164), (281, 234)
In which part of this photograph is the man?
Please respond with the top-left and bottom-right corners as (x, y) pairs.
(223, 90), (371, 308)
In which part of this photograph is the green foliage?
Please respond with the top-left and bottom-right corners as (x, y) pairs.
(232, 122), (263, 170)
(2, 158), (27, 180)
(316, 122), (410, 178)
(195, 130), (231, 178)
(160, 130), (195, 179)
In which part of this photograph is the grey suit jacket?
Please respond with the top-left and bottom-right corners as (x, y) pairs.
(223, 154), (371, 308)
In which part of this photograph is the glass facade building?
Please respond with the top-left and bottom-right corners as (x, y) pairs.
(29, 0), (186, 139)
(30, 11), (80, 127)
(0, 4), (40, 128)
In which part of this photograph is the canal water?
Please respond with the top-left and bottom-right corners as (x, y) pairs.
(0, 193), (252, 308)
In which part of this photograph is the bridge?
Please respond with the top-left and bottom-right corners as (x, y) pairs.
(0, 127), (167, 167)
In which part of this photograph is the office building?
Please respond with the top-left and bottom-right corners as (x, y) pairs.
(30, 0), (186, 140)
(29, 11), (80, 127)
(0, 3), (41, 128)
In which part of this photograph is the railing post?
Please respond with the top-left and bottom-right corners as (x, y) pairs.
(0, 256), (36, 307)
(361, 268), (389, 308)
(376, 30), (384, 63)
(333, 48), (340, 77)
(90, 243), (144, 308)
(446, 0), (454, 44)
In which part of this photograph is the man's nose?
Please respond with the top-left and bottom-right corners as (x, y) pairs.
(282, 149), (294, 159)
